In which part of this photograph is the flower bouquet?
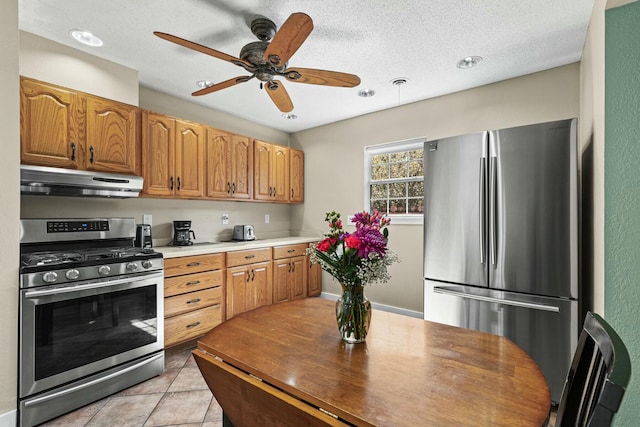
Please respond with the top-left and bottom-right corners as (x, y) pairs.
(309, 211), (399, 343)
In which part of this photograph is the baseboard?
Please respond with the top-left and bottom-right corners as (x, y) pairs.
(0, 409), (17, 427)
(319, 292), (423, 318)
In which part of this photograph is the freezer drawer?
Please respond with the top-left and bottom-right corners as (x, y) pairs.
(424, 280), (578, 404)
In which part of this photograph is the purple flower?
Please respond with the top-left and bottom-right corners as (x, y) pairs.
(354, 228), (387, 258)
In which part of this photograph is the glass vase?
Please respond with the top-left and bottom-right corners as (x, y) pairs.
(336, 285), (372, 343)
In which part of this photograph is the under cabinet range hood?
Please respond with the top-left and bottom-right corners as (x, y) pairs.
(20, 165), (144, 198)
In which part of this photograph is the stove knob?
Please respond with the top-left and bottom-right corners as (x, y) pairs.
(65, 269), (80, 280)
(98, 265), (111, 276)
(126, 262), (139, 272)
(42, 271), (58, 283)
(141, 260), (153, 269)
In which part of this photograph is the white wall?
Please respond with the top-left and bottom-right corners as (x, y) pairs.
(0, 0), (20, 424)
(291, 63), (580, 314)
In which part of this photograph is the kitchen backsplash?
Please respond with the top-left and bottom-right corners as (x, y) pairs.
(21, 196), (294, 246)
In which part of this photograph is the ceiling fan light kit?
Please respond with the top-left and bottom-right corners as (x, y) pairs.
(154, 12), (361, 113)
(456, 56), (483, 69)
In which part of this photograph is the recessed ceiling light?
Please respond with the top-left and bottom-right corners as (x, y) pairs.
(282, 113), (297, 120)
(456, 56), (483, 69)
(358, 89), (375, 98)
(196, 80), (214, 88)
(69, 29), (103, 47)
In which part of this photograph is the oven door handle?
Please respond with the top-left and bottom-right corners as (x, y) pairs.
(24, 273), (163, 298)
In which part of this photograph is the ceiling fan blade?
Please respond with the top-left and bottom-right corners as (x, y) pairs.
(283, 68), (361, 87)
(154, 31), (252, 69)
(263, 13), (313, 67)
(191, 76), (252, 96)
(264, 81), (294, 112)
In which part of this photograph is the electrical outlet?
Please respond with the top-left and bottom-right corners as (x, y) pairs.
(222, 213), (229, 225)
(265, 214), (270, 224)
(143, 214), (152, 226)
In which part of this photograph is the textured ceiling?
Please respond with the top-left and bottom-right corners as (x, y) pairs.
(19, 0), (594, 133)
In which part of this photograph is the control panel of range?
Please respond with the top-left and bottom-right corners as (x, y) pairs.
(47, 220), (110, 233)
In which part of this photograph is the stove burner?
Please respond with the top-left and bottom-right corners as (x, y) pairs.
(21, 252), (84, 267)
(21, 247), (160, 267)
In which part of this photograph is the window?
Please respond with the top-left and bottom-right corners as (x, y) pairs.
(364, 138), (425, 224)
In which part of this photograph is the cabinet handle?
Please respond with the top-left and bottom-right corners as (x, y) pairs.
(244, 255), (255, 259)
(232, 182), (236, 194)
(186, 280), (201, 286)
(186, 298), (202, 304)
(251, 269), (255, 281)
(291, 188), (294, 198)
(287, 249), (295, 253)
(170, 176), (174, 190)
(292, 263), (295, 272)
(227, 182), (231, 194)
(288, 262), (292, 272)
(186, 262), (201, 267)
(89, 146), (94, 163)
(272, 186), (276, 197)
(268, 186), (272, 197)
(70, 143), (76, 161)
(186, 322), (201, 329)
(177, 176), (181, 191)
(246, 272), (250, 282)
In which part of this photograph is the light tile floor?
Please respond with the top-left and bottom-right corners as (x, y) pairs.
(40, 347), (222, 427)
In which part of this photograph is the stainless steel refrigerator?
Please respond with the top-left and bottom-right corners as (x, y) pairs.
(423, 118), (578, 404)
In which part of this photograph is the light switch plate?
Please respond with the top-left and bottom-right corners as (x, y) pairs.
(222, 213), (229, 225)
(265, 214), (270, 224)
(143, 214), (152, 226)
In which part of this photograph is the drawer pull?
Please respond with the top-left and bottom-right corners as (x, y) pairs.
(287, 249), (295, 253)
(186, 322), (201, 329)
(244, 255), (255, 259)
(186, 298), (202, 304)
(186, 262), (201, 267)
(186, 280), (201, 286)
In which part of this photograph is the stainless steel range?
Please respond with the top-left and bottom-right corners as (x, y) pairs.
(18, 218), (165, 427)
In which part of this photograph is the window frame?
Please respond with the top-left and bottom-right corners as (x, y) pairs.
(364, 137), (425, 225)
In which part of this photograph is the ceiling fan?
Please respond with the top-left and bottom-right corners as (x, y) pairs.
(154, 12), (361, 113)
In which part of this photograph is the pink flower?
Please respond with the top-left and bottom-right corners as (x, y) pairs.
(316, 239), (331, 252)
(345, 234), (361, 250)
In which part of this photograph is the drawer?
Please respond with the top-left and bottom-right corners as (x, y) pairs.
(273, 243), (309, 259)
(165, 270), (223, 297)
(226, 248), (272, 267)
(165, 287), (223, 318)
(164, 253), (224, 277)
(164, 305), (222, 348)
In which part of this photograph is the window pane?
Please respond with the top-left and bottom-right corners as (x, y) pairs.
(390, 152), (407, 163)
(408, 181), (423, 197)
(371, 154), (388, 165)
(409, 160), (423, 177)
(371, 199), (388, 214)
(409, 149), (423, 160)
(389, 199), (406, 214)
(408, 198), (423, 214)
(372, 164), (389, 181)
(389, 162), (407, 179)
(371, 183), (387, 199)
(389, 182), (406, 198)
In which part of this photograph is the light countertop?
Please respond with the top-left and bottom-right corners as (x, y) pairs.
(155, 236), (321, 259)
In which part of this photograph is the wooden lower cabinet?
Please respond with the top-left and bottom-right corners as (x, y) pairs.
(272, 244), (309, 303)
(307, 254), (322, 297)
(164, 254), (225, 348)
(226, 248), (273, 319)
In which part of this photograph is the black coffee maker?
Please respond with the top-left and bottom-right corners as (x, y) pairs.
(172, 220), (195, 246)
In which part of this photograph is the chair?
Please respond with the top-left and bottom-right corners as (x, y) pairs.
(555, 311), (631, 426)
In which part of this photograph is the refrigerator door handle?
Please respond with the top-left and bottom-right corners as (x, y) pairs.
(479, 158), (487, 264)
(489, 156), (497, 265)
(433, 286), (560, 313)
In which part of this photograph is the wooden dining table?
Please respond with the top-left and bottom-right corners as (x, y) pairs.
(193, 298), (551, 427)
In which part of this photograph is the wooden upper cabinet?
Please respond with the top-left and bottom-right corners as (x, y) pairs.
(206, 128), (252, 199)
(20, 77), (139, 174)
(141, 112), (204, 198)
(175, 119), (205, 198)
(289, 148), (304, 203)
(254, 140), (289, 202)
(85, 96), (139, 174)
(141, 111), (175, 196)
(20, 77), (82, 169)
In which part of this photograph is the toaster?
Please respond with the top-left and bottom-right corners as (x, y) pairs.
(233, 225), (256, 241)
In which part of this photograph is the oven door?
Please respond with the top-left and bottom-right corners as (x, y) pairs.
(19, 272), (164, 398)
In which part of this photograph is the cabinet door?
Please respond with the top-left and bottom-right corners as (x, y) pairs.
(273, 259), (291, 304)
(250, 262), (273, 310)
(231, 134), (253, 199)
(307, 255), (322, 297)
(290, 256), (308, 300)
(289, 149), (304, 203)
(272, 145), (289, 202)
(253, 140), (272, 200)
(141, 111), (175, 196)
(85, 96), (139, 174)
(206, 127), (231, 198)
(20, 77), (81, 168)
(226, 266), (249, 320)
(175, 119), (204, 198)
